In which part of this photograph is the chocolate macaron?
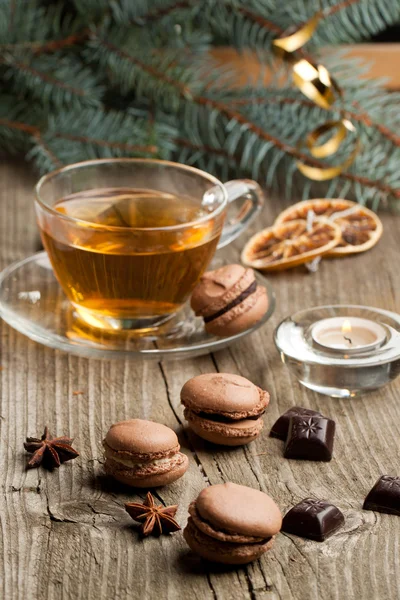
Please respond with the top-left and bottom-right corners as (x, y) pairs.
(103, 419), (189, 487)
(190, 264), (268, 336)
(184, 482), (282, 564)
(181, 373), (269, 446)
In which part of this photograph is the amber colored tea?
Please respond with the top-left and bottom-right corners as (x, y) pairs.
(40, 188), (221, 322)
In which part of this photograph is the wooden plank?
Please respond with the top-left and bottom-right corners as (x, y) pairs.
(0, 159), (400, 600)
(211, 44), (400, 89)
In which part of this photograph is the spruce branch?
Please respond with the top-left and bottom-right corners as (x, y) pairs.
(0, 29), (90, 54)
(0, 118), (39, 137)
(94, 39), (400, 199)
(30, 137), (63, 169)
(1, 0), (399, 205)
(324, 0), (361, 17)
(52, 132), (158, 154)
(1, 58), (86, 98)
(228, 94), (400, 147)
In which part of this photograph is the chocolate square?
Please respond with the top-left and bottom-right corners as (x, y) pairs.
(270, 406), (322, 440)
(363, 475), (400, 516)
(284, 415), (335, 461)
(282, 498), (345, 541)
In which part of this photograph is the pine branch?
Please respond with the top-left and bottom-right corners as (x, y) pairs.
(0, 29), (90, 54)
(141, 1), (195, 21)
(228, 94), (400, 147)
(1, 59), (86, 97)
(1, 0), (399, 205)
(95, 39), (400, 199)
(52, 132), (158, 154)
(0, 118), (39, 137)
(1, 54), (103, 108)
(142, 1), (282, 35)
(312, 0), (400, 45)
(31, 137), (64, 169)
(324, 0), (361, 17)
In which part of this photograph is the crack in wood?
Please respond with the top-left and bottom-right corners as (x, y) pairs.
(158, 361), (212, 485)
(255, 561), (278, 598)
(243, 568), (258, 600)
(205, 572), (218, 600)
(281, 533), (319, 580)
(243, 446), (266, 491)
(210, 353), (219, 373)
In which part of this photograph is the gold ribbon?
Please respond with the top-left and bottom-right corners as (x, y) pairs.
(271, 9), (360, 180)
(292, 60), (341, 109)
(306, 120), (348, 158)
(273, 12), (321, 53)
(296, 119), (360, 181)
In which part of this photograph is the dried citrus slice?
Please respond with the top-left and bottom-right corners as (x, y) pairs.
(275, 199), (383, 256)
(241, 219), (342, 271)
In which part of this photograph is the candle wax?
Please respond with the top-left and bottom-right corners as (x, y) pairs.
(311, 317), (386, 353)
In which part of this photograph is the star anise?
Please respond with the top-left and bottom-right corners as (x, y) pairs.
(125, 492), (181, 537)
(24, 426), (79, 469)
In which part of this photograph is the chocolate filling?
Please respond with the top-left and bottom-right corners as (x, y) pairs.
(192, 507), (272, 543)
(204, 280), (258, 323)
(195, 410), (265, 423)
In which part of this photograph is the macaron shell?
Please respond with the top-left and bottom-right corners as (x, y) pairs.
(186, 411), (264, 446)
(181, 373), (262, 412)
(193, 267), (256, 318)
(205, 285), (268, 337)
(196, 482), (282, 538)
(181, 373), (270, 421)
(104, 452), (189, 488)
(184, 519), (275, 565)
(104, 419), (179, 455)
(190, 264), (248, 314)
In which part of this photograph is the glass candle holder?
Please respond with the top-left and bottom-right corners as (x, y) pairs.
(274, 305), (400, 398)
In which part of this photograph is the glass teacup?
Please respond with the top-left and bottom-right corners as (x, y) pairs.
(35, 159), (264, 331)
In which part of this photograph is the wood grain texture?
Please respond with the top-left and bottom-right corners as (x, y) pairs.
(211, 44), (400, 89)
(0, 159), (399, 600)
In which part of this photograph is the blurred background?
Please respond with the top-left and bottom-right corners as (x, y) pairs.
(0, 1), (399, 207)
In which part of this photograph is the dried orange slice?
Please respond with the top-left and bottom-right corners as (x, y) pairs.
(275, 199), (383, 256)
(241, 219), (342, 271)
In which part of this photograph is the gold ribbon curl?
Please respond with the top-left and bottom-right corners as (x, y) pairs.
(272, 10), (359, 180)
(296, 119), (360, 181)
(273, 12), (321, 53)
(292, 60), (341, 109)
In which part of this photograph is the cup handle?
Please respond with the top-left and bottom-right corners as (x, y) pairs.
(217, 179), (265, 249)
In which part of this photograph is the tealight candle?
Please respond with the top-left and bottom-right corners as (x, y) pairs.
(312, 316), (386, 353)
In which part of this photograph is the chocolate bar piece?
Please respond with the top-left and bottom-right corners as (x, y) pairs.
(363, 475), (400, 516)
(282, 498), (345, 541)
(284, 415), (335, 461)
(270, 406), (322, 440)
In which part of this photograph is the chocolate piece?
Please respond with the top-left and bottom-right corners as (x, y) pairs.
(204, 280), (257, 323)
(284, 415), (335, 461)
(363, 475), (400, 516)
(282, 498), (345, 541)
(270, 406), (322, 440)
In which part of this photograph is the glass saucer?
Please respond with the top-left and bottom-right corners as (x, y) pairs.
(0, 252), (275, 360)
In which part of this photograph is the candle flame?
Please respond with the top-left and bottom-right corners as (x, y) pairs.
(342, 319), (352, 335)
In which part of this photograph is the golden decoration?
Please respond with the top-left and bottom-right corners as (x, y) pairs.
(306, 120), (348, 158)
(272, 12), (321, 53)
(292, 60), (340, 109)
(296, 120), (360, 181)
(272, 10), (360, 180)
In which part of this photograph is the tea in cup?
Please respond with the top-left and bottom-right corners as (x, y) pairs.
(35, 159), (264, 331)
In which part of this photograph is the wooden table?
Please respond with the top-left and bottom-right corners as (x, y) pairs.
(1, 160), (399, 600)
